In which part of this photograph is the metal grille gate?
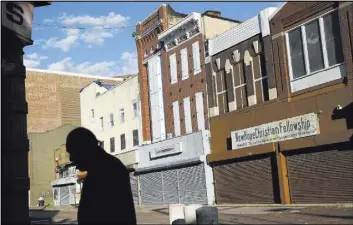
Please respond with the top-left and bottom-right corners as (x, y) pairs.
(130, 173), (139, 205)
(140, 164), (207, 205)
(59, 186), (70, 205)
(213, 154), (277, 204)
(285, 146), (353, 203)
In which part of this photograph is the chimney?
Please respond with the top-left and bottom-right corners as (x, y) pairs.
(204, 10), (221, 18)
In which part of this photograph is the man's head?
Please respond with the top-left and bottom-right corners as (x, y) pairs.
(66, 127), (100, 171)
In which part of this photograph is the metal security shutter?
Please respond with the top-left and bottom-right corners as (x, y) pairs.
(69, 184), (76, 205)
(286, 147), (353, 203)
(161, 169), (179, 204)
(140, 172), (164, 205)
(178, 164), (207, 204)
(130, 173), (139, 205)
(214, 155), (276, 204)
(59, 186), (70, 206)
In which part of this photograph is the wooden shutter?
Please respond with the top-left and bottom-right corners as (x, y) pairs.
(170, 54), (177, 84)
(213, 155), (277, 204)
(192, 41), (201, 74)
(173, 101), (181, 136)
(183, 97), (192, 134)
(181, 48), (189, 80)
(285, 147), (353, 204)
(195, 92), (205, 130)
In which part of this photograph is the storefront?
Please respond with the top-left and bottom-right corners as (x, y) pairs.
(136, 130), (214, 205)
(51, 177), (80, 206)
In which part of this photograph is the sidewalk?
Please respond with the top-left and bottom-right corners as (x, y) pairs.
(30, 204), (353, 224)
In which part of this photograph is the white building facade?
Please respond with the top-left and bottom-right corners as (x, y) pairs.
(80, 75), (142, 205)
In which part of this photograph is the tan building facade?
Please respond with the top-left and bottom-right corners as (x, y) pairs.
(26, 68), (122, 133)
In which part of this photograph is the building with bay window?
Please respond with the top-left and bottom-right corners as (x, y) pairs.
(80, 74), (141, 205)
(206, 1), (353, 204)
(135, 6), (241, 206)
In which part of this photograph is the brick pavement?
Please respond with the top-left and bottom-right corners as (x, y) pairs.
(29, 205), (353, 224)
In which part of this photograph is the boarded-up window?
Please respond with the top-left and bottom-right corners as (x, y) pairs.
(192, 41), (201, 74)
(173, 101), (181, 136)
(181, 48), (189, 80)
(183, 97), (192, 134)
(195, 92), (205, 130)
(170, 53), (177, 84)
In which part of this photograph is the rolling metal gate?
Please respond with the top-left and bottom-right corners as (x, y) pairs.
(59, 186), (70, 205)
(285, 147), (353, 203)
(213, 155), (278, 204)
(130, 173), (139, 205)
(139, 164), (207, 205)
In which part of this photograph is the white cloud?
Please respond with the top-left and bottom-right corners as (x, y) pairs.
(46, 51), (138, 76)
(42, 12), (130, 52)
(23, 53), (48, 68)
(119, 51), (138, 74)
(43, 29), (80, 52)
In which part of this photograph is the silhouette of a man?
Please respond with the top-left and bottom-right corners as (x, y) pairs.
(66, 127), (136, 224)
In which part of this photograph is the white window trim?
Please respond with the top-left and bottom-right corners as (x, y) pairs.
(181, 48), (189, 81)
(285, 9), (345, 92)
(170, 53), (177, 84)
(193, 41), (201, 75)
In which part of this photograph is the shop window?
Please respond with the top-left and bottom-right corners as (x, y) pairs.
(285, 10), (344, 92)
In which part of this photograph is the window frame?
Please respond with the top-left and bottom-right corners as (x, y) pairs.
(120, 134), (126, 150)
(119, 107), (125, 124)
(100, 117), (104, 131)
(285, 9), (345, 92)
(132, 129), (139, 147)
(90, 109), (95, 123)
(110, 137), (115, 153)
(109, 112), (114, 128)
(132, 100), (138, 118)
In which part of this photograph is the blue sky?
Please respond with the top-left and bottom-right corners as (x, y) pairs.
(24, 1), (280, 77)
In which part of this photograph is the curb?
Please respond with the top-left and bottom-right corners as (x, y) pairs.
(215, 203), (353, 208)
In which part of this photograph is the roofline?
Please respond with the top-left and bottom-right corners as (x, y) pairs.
(158, 12), (201, 40)
(269, 2), (287, 21)
(202, 12), (242, 24)
(26, 68), (124, 81)
(136, 4), (167, 26)
(31, 1), (51, 7)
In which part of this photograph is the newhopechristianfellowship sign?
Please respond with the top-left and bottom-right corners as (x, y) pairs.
(231, 113), (320, 150)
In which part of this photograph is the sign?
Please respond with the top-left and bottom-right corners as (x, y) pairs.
(149, 143), (183, 159)
(231, 113), (320, 150)
(1, 2), (34, 40)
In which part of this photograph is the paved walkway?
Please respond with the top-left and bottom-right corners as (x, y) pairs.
(29, 205), (353, 224)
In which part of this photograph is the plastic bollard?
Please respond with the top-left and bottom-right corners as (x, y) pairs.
(196, 206), (219, 224)
(169, 204), (185, 225)
(184, 204), (203, 225)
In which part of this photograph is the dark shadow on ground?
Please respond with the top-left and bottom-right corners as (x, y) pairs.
(29, 208), (60, 224)
(151, 207), (169, 216)
(265, 208), (296, 212)
(298, 212), (353, 220)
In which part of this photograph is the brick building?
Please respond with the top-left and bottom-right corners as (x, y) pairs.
(135, 5), (241, 206)
(26, 68), (123, 133)
(206, 2), (353, 204)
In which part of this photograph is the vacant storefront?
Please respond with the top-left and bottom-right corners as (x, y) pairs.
(136, 130), (214, 205)
(213, 154), (280, 204)
(284, 143), (353, 204)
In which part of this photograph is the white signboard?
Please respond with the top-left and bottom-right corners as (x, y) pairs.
(2, 2), (34, 40)
(231, 113), (320, 150)
(149, 143), (183, 159)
